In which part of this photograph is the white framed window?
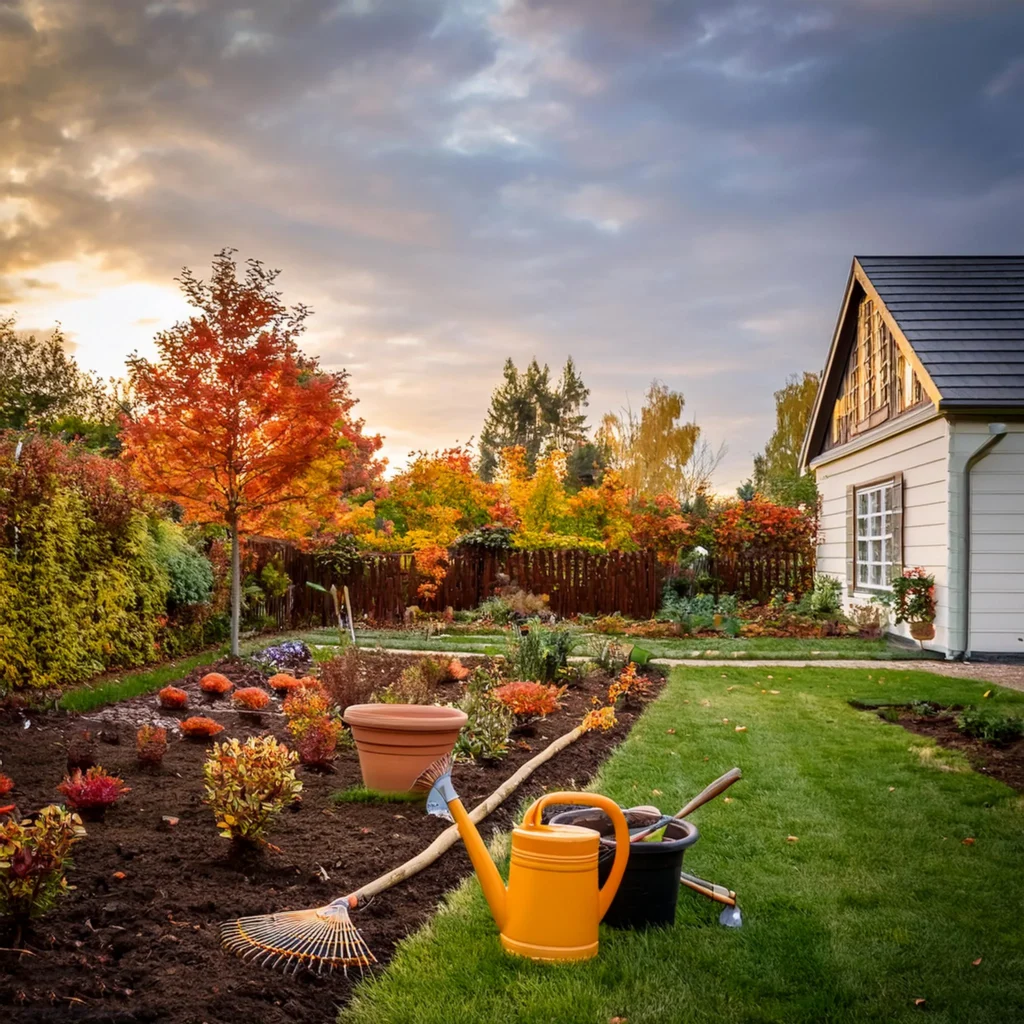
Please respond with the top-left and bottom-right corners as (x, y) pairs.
(855, 483), (893, 589)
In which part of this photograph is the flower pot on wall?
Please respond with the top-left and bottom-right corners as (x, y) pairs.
(343, 704), (468, 793)
(909, 621), (935, 642)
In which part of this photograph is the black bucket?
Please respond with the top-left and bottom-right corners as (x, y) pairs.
(549, 807), (699, 930)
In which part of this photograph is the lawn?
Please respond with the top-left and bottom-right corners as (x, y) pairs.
(340, 666), (1024, 1024)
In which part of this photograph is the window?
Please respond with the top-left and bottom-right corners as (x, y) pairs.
(856, 483), (893, 589)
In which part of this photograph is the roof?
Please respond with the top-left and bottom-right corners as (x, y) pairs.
(856, 255), (1024, 409)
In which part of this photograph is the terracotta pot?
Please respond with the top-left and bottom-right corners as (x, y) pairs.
(909, 621), (935, 641)
(343, 704), (468, 793)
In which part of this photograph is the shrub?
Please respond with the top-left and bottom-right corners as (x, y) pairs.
(508, 622), (578, 683)
(318, 647), (377, 711)
(447, 659), (471, 682)
(849, 603), (883, 639)
(0, 774), (13, 797)
(956, 705), (1024, 746)
(65, 730), (97, 773)
(57, 767), (130, 816)
(233, 687), (271, 711)
(491, 681), (565, 719)
(910, 700), (939, 718)
(293, 717), (346, 767)
(203, 736), (302, 847)
(283, 688), (332, 722)
(476, 596), (513, 625)
(594, 614), (628, 635)
(158, 685), (189, 709)
(0, 805), (86, 931)
(454, 670), (513, 762)
(180, 716), (225, 740)
(608, 663), (651, 707)
(808, 575), (843, 616)
(581, 705), (617, 733)
(136, 724), (168, 766)
(374, 657), (447, 704)
(268, 673), (301, 693)
(152, 519), (214, 607)
(200, 672), (233, 695)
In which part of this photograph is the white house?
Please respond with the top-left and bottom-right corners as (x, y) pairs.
(800, 256), (1024, 660)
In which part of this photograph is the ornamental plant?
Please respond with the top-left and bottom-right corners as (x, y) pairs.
(581, 705), (617, 733)
(180, 716), (225, 740)
(203, 736), (302, 848)
(491, 681), (565, 719)
(453, 681), (513, 763)
(607, 663), (651, 708)
(294, 717), (346, 767)
(0, 805), (86, 939)
(136, 724), (168, 766)
(887, 567), (937, 625)
(233, 687), (271, 711)
(0, 775), (13, 798)
(159, 685), (189, 709)
(57, 767), (130, 818)
(269, 673), (302, 693)
(200, 672), (233, 696)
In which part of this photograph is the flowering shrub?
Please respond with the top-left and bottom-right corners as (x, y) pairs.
(200, 672), (233, 695)
(581, 706), (617, 733)
(607, 663), (650, 707)
(253, 640), (312, 673)
(180, 716), (225, 739)
(57, 767), (130, 815)
(269, 673), (302, 693)
(203, 736), (302, 847)
(491, 681), (565, 718)
(158, 685), (189, 709)
(0, 804), (86, 927)
(136, 725), (168, 766)
(233, 687), (271, 711)
(293, 717), (345, 767)
(0, 774), (13, 797)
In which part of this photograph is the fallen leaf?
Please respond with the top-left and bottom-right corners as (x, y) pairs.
(972, 957), (982, 966)
(962, 837), (976, 846)
(360, 827), (373, 835)
(722, 718), (729, 724)
(723, 797), (733, 804)
(651, 789), (663, 796)
(767, 675), (773, 680)
(770, 689), (780, 695)
(786, 835), (799, 843)
(761, 689), (767, 694)
(665, 728), (676, 735)
(727, 685), (737, 692)
(735, 725), (747, 733)
(983, 689), (992, 699)
(889, 787), (896, 792)
(112, 871), (126, 880)
(914, 998), (926, 1007)
(609, 1017), (628, 1023)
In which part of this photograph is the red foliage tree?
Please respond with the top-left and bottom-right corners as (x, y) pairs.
(121, 250), (382, 654)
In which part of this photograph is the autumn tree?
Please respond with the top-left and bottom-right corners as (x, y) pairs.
(121, 249), (381, 654)
(477, 357), (591, 480)
(598, 381), (700, 498)
(752, 371), (819, 507)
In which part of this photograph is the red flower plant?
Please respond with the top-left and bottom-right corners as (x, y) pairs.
(57, 767), (130, 813)
(159, 685), (189, 709)
(180, 716), (226, 739)
(0, 774), (14, 797)
(200, 673), (233, 695)
(268, 673), (301, 693)
(233, 687), (271, 711)
(136, 724), (168, 766)
(491, 681), (565, 719)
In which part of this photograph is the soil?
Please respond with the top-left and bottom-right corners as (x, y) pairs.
(0, 656), (661, 1024)
(879, 709), (1024, 792)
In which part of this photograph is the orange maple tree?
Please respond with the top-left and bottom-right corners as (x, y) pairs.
(121, 249), (381, 653)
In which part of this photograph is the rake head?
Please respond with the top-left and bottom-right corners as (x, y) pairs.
(220, 896), (376, 975)
(414, 754), (458, 822)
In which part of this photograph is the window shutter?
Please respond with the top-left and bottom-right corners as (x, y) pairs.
(845, 485), (856, 595)
(889, 471), (904, 584)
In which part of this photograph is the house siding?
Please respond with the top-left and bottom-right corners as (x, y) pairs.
(948, 420), (1024, 656)
(812, 415), (949, 653)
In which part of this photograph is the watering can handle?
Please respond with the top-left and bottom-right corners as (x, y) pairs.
(525, 792), (631, 921)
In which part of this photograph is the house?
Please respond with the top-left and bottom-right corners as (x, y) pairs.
(800, 256), (1024, 659)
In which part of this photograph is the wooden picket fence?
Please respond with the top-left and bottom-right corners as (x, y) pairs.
(244, 538), (815, 628)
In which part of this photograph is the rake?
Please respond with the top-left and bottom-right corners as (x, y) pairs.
(220, 725), (588, 974)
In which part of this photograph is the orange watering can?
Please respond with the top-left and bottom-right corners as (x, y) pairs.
(425, 768), (630, 961)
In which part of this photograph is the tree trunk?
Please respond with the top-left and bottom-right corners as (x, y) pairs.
(230, 517), (241, 657)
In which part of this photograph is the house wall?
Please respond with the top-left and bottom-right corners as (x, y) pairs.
(812, 414), (950, 653)
(948, 420), (1024, 656)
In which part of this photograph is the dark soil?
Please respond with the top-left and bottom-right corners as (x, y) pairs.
(0, 657), (661, 1024)
(880, 709), (1024, 792)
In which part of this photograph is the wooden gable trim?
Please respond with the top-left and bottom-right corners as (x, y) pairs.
(852, 259), (942, 407)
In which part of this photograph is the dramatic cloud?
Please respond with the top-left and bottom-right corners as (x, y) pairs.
(2, 0), (1023, 484)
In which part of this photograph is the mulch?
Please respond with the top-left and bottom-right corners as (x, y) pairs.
(0, 656), (661, 1024)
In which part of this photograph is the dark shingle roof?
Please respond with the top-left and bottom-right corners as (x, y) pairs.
(857, 256), (1024, 408)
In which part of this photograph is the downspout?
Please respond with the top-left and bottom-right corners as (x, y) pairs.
(960, 423), (1007, 661)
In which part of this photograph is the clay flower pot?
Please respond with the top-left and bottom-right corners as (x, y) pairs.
(343, 704), (468, 793)
(909, 621), (935, 641)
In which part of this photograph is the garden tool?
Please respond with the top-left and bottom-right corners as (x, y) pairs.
(629, 767), (742, 843)
(679, 871), (743, 928)
(424, 756), (631, 961)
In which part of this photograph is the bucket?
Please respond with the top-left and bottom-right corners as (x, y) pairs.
(549, 807), (699, 929)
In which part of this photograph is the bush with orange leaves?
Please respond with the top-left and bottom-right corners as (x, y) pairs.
(491, 681), (565, 719)
(180, 716), (225, 740)
(136, 725), (168, 766)
(268, 673), (302, 694)
(158, 685), (189, 709)
(233, 687), (271, 711)
(581, 705), (617, 733)
(283, 689), (345, 766)
(607, 663), (650, 708)
(447, 659), (471, 682)
(200, 673), (233, 696)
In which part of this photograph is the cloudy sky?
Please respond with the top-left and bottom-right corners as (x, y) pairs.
(3, 0), (1023, 488)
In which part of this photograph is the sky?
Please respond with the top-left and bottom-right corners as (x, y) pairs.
(2, 0), (1023, 489)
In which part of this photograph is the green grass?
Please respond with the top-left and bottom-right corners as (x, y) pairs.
(332, 786), (427, 805)
(340, 666), (1024, 1024)
(637, 635), (933, 660)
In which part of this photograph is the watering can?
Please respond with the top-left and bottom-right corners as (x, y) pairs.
(425, 770), (630, 961)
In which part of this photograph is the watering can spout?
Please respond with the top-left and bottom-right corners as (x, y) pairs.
(425, 772), (507, 930)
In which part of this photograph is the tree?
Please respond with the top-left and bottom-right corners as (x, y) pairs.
(597, 381), (700, 498)
(679, 436), (727, 505)
(477, 357), (590, 480)
(0, 316), (106, 431)
(121, 249), (380, 655)
(752, 372), (820, 507)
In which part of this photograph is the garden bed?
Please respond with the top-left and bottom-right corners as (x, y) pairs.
(0, 655), (660, 1024)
